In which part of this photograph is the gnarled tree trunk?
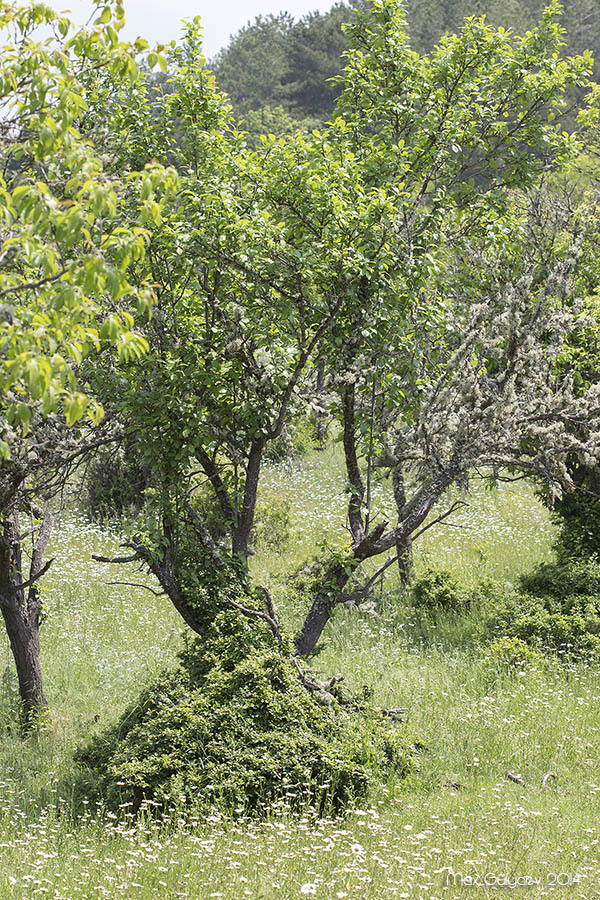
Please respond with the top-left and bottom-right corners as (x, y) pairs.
(295, 469), (458, 656)
(0, 507), (52, 722)
(294, 561), (347, 657)
(392, 465), (413, 587)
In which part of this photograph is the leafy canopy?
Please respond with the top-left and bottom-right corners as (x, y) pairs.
(0, 1), (176, 454)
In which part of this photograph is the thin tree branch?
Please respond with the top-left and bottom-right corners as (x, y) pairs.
(105, 580), (165, 597)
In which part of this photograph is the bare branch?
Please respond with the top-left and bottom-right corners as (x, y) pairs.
(105, 581), (165, 597)
(92, 553), (140, 564)
(4, 557), (54, 593)
(0, 269), (67, 299)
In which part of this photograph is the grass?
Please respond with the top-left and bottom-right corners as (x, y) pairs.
(255, 446), (555, 586)
(0, 451), (598, 899)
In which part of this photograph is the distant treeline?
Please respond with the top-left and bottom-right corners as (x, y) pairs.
(212, 0), (599, 128)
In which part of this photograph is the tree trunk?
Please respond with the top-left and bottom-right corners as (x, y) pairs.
(295, 468), (459, 655)
(295, 596), (333, 657)
(342, 382), (365, 543)
(396, 536), (413, 587)
(393, 464), (413, 586)
(232, 439), (264, 561)
(294, 562), (348, 656)
(315, 358), (328, 447)
(0, 596), (46, 717)
(0, 507), (52, 722)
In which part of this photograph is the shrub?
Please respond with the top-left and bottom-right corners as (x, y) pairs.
(189, 482), (231, 546)
(408, 569), (470, 620)
(481, 558), (600, 659)
(552, 489), (600, 561)
(262, 417), (319, 463)
(253, 494), (292, 551)
(74, 607), (418, 818)
(519, 555), (600, 600)
(84, 445), (150, 521)
(482, 637), (545, 673)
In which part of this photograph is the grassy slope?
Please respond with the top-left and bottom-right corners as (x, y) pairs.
(0, 451), (598, 899)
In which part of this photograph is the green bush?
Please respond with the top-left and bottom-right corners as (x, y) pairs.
(74, 607), (418, 818)
(189, 482), (231, 546)
(263, 417), (319, 463)
(482, 637), (545, 673)
(253, 494), (292, 551)
(481, 558), (600, 659)
(84, 446), (150, 521)
(552, 489), (600, 561)
(408, 569), (470, 620)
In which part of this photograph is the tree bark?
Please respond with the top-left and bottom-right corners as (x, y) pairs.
(315, 358), (328, 447)
(342, 382), (365, 543)
(295, 467), (458, 656)
(0, 507), (52, 722)
(392, 464), (413, 586)
(294, 562), (346, 657)
(396, 536), (413, 587)
(232, 439), (264, 561)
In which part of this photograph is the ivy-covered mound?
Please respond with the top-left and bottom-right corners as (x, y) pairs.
(75, 606), (417, 816)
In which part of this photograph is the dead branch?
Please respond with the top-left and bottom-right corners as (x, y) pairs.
(3, 557), (54, 593)
(92, 553), (140, 564)
(381, 706), (408, 722)
(340, 553), (400, 604)
(410, 500), (470, 542)
(105, 581), (165, 597)
(506, 771), (527, 786)
(223, 585), (282, 644)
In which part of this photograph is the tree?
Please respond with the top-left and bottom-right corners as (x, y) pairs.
(84, 2), (600, 673)
(536, 178), (600, 560)
(0, 0), (175, 720)
(295, 214), (599, 652)
(406, 0), (600, 121)
(212, 3), (364, 122)
(284, 3), (363, 118)
(213, 0), (600, 131)
(211, 14), (294, 114)
(289, 0), (596, 651)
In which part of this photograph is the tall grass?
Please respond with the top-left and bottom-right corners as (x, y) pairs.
(0, 453), (598, 899)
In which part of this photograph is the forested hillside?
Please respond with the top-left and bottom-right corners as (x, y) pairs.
(214, 0), (599, 128)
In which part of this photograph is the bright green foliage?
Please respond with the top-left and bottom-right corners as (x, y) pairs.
(408, 569), (471, 619)
(237, 105), (321, 150)
(481, 636), (545, 673)
(75, 605), (417, 816)
(407, 0), (600, 89)
(482, 558), (600, 658)
(213, 0), (599, 131)
(338, 0), (588, 193)
(0, 1), (176, 451)
(82, 2), (596, 652)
